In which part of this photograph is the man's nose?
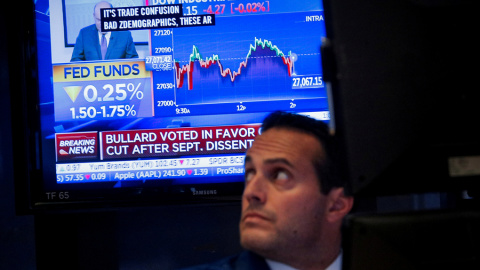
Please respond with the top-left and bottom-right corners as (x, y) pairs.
(243, 173), (267, 204)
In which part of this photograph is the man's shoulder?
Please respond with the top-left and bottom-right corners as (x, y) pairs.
(179, 251), (270, 270)
(111, 30), (133, 40)
(79, 24), (97, 33)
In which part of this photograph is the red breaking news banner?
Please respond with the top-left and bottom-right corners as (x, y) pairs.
(100, 124), (261, 160)
(55, 125), (261, 162)
(55, 132), (98, 161)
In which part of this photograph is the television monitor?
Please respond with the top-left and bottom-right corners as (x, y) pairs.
(12, 0), (331, 212)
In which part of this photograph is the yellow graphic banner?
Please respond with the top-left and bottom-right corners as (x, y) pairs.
(53, 60), (151, 82)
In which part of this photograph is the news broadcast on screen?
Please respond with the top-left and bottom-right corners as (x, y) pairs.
(34, 0), (329, 205)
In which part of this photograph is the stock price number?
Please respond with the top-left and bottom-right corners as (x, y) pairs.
(63, 164), (80, 172)
(163, 169), (186, 177)
(155, 159), (179, 167)
(184, 158), (200, 166)
(156, 84), (174, 90)
(183, 5), (198, 15)
(153, 29), (172, 36)
(292, 76), (323, 89)
(230, 2), (270, 14)
(204, 4), (225, 14)
(90, 173), (107, 180)
(154, 47), (172, 53)
(193, 168), (209, 176)
(157, 100), (175, 106)
(57, 174), (84, 183)
(146, 56), (174, 71)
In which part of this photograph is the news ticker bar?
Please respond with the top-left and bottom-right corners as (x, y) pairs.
(56, 155), (245, 183)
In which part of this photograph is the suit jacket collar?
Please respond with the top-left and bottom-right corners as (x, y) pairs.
(234, 251), (271, 270)
(86, 24), (102, 60)
(87, 24), (118, 60)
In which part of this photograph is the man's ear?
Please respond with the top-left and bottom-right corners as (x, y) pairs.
(325, 188), (354, 223)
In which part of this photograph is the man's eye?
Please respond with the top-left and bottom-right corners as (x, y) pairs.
(245, 170), (254, 182)
(275, 170), (289, 181)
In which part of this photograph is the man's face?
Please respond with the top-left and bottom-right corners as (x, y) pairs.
(94, 2), (111, 32)
(240, 127), (329, 259)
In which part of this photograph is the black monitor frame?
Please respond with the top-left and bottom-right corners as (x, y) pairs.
(12, 1), (331, 213)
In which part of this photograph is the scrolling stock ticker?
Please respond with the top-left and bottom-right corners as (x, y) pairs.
(52, 1), (328, 187)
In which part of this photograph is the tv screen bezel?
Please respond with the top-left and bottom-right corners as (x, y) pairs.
(13, 0), (331, 213)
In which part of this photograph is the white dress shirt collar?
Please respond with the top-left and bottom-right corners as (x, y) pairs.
(265, 251), (342, 270)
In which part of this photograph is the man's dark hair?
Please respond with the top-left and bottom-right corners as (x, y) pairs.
(261, 111), (348, 195)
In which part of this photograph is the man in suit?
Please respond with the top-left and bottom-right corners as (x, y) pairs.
(70, 1), (138, 61)
(183, 111), (354, 270)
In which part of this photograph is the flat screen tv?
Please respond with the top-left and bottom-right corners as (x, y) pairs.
(12, 0), (330, 212)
